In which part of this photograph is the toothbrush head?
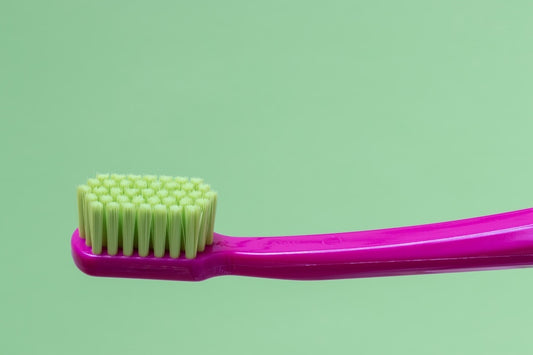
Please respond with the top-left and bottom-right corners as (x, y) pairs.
(76, 174), (217, 260)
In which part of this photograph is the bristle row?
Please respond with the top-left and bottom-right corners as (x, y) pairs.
(76, 174), (217, 259)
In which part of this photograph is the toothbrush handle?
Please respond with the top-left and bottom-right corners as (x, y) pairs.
(216, 208), (533, 280)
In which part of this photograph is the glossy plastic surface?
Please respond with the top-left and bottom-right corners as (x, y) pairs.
(72, 207), (533, 281)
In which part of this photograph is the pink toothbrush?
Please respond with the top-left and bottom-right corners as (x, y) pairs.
(72, 207), (533, 281)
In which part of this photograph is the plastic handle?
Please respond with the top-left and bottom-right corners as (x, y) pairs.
(223, 208), (533, 280)
(71, 208), (533, 281)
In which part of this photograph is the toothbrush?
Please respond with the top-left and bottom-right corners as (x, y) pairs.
(72, 174), (533, 281)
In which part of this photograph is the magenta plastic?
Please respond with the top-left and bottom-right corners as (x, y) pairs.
(71, 207), (533, 281)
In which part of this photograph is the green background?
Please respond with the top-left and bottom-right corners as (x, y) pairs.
(2, 1), (533, 354)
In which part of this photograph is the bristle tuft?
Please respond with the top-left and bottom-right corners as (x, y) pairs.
(190, 177), (203, 186)
(142, 188), (155, 198)
(168, 205), (183, 258)
(157, 189), (169, 199)
(116, 195), (129, 203)
(143, 175), (157, 183)
(184, 205), (201, 259)
(94, 186), (108, 196)
(77, 185), (91, 238)
(111, 174), (125, 181)
(162, 196), (176, 206)
(125, 188), (139, 199)
(174, 176), (188, 184)
(188, 191), (202, 200)
(120, 179), (132, 189)
(105, 202), (120, 255)
(179, 197), (193, 206)
(100, 195), (113, 205)
(135, 180), (148, 189)
(103, 179), (116, 188)
(164, 182), (179, 191)
(132, 195), (145, 205)
(148, 196), (161, 206)
(159, 176), (173, 183)
(89, 201), (104, 254)
(182, 182), (194, 192)
(153, 204), (167, 257)
(121, 202), (135, 256)
(137, 204), (152, 257)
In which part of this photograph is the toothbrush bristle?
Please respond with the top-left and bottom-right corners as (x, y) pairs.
(76, 174), (217, 259)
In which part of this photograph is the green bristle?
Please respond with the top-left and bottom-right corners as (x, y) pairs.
(121, 202), (136, 256)
(184, 205), (201, 259)
(103, 179), (117, 189)
(159, 176), (172, 183)
(110, 187), (122, 198)
(116, 195), (129, 203)
(182, 182), (194, 192)
(89, 201), (104, 254)
(164, 181), (179, 191)
(190, 177), (203, 186)
(111, 174), (125, 181)
(174, 176), (188, 184)
(205, 191), (218, 245)
(105, 202), (120, 255)
(84, 193), (98, 246)
(94, 186), (108, 196)
(150, 181), (162, 190)
(132, 195), (145, 205)
(142, 188), (155, 198)
(188, 191), (202, 200)
(96, 173), (110, 181)
(99, 196), (112, 247)
(135, 179), (148, 189)
(153, 204), (167, 258)
(195, 198), (210, 252)
(198, 184), (211, 193)
(100, 194), (113, 205)
(77, 185), (90, 238)
(127, 174), (141, 181)
(143, 175), (157, 184)
(162, 196), (176, 206)
(137, 204), (152, 257)
(157, 189), (169, 199)
(125, 188), (139, 199)
(87, 178), (100, 189)
(167, 205), (183, 258)
(179, 197), (193, 206)
(120, 179), (133, 189)
(172, 190), (186, 201)
(148, 196), (161, 206)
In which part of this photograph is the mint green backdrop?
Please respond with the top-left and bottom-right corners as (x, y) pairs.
(2, 1), (533, 354)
